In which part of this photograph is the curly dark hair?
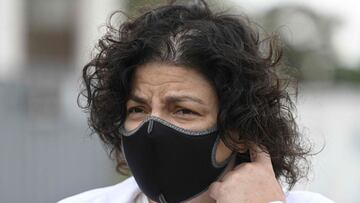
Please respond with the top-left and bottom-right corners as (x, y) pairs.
(78, 0), (311, 189)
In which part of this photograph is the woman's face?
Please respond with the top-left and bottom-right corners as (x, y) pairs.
(124, 62), (232, 163)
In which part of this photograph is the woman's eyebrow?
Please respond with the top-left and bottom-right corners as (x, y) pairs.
(128, 95), (149, 104)
(165, 95), (205, 105)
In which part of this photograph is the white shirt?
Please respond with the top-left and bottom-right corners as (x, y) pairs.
(58, 176), (334, 203)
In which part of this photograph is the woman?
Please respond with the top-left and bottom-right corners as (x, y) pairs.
(59, 0), (333, 202)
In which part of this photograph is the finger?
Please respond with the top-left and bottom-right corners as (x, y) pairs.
(250, 144), (272, 167)
(208, 181), (222, 200)
(217, 166), (242, 183)
(232, 162), (247, 171)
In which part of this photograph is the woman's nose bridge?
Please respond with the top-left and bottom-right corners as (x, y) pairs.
(150, 110), (162, 118)
(148, 102), (164, 118)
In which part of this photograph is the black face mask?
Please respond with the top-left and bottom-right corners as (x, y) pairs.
(120, 116), (250, 203)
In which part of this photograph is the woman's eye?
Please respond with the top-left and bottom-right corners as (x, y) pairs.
(127, 107), (145, 114)
(175, 108), (198, 116)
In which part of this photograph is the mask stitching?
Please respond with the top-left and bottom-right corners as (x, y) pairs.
(159, 193), (168, 203)
(147, 119), (154, 134)
(120, 116), (217, 136)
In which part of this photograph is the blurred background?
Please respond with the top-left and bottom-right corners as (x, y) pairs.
(0, 0), (359, 202)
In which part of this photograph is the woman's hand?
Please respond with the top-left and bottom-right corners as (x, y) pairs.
(208, 145), (286, 203)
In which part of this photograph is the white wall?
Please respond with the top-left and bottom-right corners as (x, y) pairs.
(0, 0), (26, 81)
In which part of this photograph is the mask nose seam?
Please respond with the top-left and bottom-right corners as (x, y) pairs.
(147, 119), (154, 134)
(159, 193), (168, 203)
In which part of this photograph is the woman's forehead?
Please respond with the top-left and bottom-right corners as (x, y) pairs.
(134, 62), (205, 83)
(129, 62), (217, 104)
(132, 62), (211, 89)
